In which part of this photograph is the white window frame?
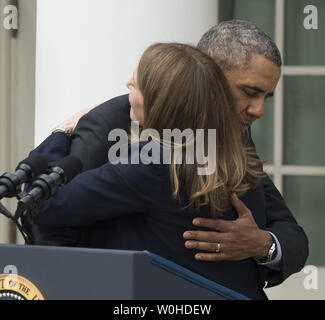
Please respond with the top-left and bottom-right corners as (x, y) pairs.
(216, 0), (325, 193)
(265, 0), (325, 193)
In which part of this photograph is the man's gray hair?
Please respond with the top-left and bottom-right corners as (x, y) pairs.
(197, 20), (282, 72)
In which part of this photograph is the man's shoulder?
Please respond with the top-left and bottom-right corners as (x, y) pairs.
(92, 94), (131, 119)
(71, 94), (132, 171)
(78, 93), (131, 133)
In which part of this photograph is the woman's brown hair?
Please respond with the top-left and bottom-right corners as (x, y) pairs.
(137, 43), (263, 217)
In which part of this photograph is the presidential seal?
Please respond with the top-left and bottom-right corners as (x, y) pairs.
(0, 274), (46, 300)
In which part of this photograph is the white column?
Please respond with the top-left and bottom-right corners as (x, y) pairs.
(35, 0), (218, 144)
(0, 0), (14, 244)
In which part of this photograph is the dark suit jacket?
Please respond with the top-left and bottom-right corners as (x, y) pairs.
(34, 94), (309, 290)
(30, 132), (268, 299)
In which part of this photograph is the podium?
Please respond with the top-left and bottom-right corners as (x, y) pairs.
(0, 244), (249, 300)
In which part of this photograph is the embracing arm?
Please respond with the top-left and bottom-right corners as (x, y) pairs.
(70, 94), (131, 171)
(29, 95), (131, 245)
(34, 162), (156, 229)
(31, 134), (159, 229)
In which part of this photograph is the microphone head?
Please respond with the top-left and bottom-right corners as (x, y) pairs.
(16, 153), (49, 178)
(56, 155), (83, 183)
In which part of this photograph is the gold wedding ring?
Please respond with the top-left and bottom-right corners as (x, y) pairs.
(216, 243), (221, 253)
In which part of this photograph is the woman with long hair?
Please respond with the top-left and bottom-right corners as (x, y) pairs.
(29, 43), (266, 299)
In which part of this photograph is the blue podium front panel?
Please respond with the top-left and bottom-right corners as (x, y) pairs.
(0, 245), (248, 300)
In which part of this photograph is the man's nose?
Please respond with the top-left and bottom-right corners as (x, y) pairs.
(247, 100), (265, 119)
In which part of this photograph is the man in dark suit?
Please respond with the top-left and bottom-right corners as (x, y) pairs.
(48, 20), (308, 289)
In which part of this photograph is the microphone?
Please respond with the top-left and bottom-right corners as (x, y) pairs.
(0, 153), (48, 201)
(18, 155), (83, 211)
